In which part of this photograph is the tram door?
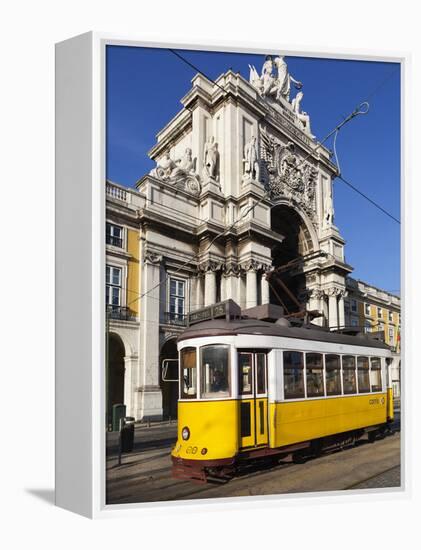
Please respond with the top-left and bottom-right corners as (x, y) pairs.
(238, 351), (269, 448)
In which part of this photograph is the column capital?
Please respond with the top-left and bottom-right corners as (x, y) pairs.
(144, 250), (163, 265)
(308, 287), (325, 300)
(198, 260), (223, 273)
(241, 259), (270, 273)
(325, 286), (346, 298)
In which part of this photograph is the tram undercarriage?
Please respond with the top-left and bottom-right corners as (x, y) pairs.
(171, 423), (393, 484)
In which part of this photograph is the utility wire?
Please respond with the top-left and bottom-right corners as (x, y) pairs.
(337, 174), (400, 224)
(168, 49), (228, 96)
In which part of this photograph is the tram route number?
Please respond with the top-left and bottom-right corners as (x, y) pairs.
(369, 397), (385, 405)
(186, 446), (198, 455)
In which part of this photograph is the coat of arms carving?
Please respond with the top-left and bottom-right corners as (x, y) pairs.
(260, 126), (318, 220)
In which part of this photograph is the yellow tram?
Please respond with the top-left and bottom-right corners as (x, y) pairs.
(171, 302), (394, 482)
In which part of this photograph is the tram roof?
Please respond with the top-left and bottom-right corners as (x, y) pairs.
(178, 318), (390, 350)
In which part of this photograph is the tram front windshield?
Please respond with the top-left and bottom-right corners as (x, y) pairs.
(179, 344), (231, 399)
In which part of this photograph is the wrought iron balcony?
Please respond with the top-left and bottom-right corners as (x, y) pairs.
(106, 305), (138, 321)
(106, 234), (123, 248)
(162, 311), (188, 326)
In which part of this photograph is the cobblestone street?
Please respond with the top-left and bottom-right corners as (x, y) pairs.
(106, 412), (401, 505)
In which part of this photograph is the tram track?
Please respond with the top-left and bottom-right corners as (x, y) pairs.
(106, 410), (400, 504)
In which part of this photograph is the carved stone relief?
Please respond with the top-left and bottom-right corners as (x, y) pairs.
(260, 126), (318, 221)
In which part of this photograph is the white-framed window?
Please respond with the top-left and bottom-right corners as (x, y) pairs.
(351, 299), (357, 313)
(388, 311), (393, 323)
(106, 222), (123, 248)
(377, 306), (382, 318)
(169, 277), (186, 322)
(351, 318), (358, 327)
(365, 303), (370, 316)
(364, 320), (371, 333)
(389, 327), (394, 345)
(106, 265), (122, 309)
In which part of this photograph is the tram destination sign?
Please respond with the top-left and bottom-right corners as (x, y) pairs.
(188, 299), (241, 326)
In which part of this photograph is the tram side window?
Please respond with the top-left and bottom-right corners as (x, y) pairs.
(283, 351), (304, 399)
(342, 355), (357, 394)
(238, 352), (253, 395)
(201, 345), (230, 398)
(180, 347), (197, 399)
(306, 353), (324, 398)
(357, 356), (370, 393)
(370, 357), (383, 392)
(325, 354), (341, 396)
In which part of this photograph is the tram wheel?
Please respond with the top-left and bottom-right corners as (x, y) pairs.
(292, 451), (308, 464)
(368, 431), (377, 443)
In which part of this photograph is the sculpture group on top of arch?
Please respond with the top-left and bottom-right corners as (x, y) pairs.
(249, 55), (314, 137)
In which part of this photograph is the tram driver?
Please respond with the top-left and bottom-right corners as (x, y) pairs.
(211, 369), (228, 393)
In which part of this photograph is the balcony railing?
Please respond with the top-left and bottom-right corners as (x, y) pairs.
(106, 182), (127, 202)
(106, 305), (138, 321)
(106, 234), (123, 248)
(162, 312), (188, 326)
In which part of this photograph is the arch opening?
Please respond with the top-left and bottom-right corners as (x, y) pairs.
(107, 332), (126, 422)
(159, 338), (179, 420)
(270, 205), (315, 314)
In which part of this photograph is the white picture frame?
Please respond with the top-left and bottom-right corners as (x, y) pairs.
(55, 32), (407, 519)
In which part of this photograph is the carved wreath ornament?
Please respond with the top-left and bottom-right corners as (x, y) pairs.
(260, 127), (318, 220)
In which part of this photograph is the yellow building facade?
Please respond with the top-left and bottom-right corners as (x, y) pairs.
(345, 277), (401, 397)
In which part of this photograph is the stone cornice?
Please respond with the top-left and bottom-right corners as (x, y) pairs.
(148, 110), (192, 160)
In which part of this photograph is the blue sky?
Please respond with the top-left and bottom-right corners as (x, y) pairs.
(106, 46), (400, 295)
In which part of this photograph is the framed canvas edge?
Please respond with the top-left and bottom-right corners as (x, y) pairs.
(57, 31), (409, 519)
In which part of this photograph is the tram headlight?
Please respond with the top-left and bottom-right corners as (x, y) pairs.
(182, 426), (190, 441)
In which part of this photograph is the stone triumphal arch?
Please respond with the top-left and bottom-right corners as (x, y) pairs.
(128, 54), (353, 419)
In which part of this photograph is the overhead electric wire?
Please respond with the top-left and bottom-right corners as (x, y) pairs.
(168, 49), (228, 96)
(336, 174), (400, 224)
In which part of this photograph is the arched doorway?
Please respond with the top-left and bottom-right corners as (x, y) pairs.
(107, 333), (125, 421)
(159, 338), (179, 420)
(270, 205), (315, 313)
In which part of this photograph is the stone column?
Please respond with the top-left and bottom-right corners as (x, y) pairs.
(261, 273), (270, 305)
(223, 267), (239, 303)
(307, 288), (323, 326)
(193, 273), (204, 311)
(124, 355), (137, 418)
(237, 270), (246, 309)
(220, 271), (227, 301)
(137, 251), (163, 421)
(327, 288), (339, 329)
(204, 266), (217, 306)
(338, 292), (346, 329)
(246, 266), (258, 308)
